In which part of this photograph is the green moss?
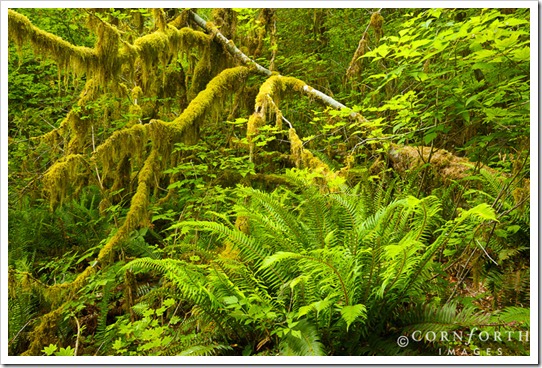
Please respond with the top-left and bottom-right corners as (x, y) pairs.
(153, 8), (167, 32)
(288, 128), (340, 191)
(8, 10), (98, 79)
(94, 124), (148, 179)
(134, 31), (169, 89)
(22, 306), (64, 356)
(152, 66), (250, 145)
(42, 154), (88, 210)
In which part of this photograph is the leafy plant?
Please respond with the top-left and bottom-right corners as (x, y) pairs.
(124, 176), (509, 355)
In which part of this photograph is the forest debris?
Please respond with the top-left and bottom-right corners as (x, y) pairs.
(388, 144), (499, 181)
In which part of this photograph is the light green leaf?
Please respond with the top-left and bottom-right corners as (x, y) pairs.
(463, 203), (498, 221)
(222, 296), (239, 305)
(42, 344), (58, 356)
(423, 132), (437, 144)
(340, 304), (367, 332)
(163, 298), (176, 308)
(503, 18), (529, 26)
(512, 46), (530, 61)
(56, 346), (75, 356)
(291, 329), (303, 339)
(260, 252), (300, 269)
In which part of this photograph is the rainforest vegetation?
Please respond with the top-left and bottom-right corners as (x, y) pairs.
(7, 7), (531, 357)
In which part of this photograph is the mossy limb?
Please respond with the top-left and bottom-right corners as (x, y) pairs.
(42, 154), (89, 210)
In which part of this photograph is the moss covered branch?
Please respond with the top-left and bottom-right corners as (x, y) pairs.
(189, 10), (365, 120)
(8, 9), (97, 74)
(150, 66), (251, 152)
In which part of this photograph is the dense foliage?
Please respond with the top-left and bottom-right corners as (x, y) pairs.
(7, 7), (531, 358)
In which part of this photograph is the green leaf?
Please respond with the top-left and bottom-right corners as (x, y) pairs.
(260, 251), (300, 269)
(170, 316), (181, 325)
(289, 275), (309, 290)
(503, 18), (528, 26)
(42, 344), (58, 356)
(55, 346), (75, 356)
(512, 46), (530, 61)
(494, 33), (519, 49)
(466, 203), (498, 221)
(222, 296), (239, 305)
(506, 225), (521, 234)
(163, 298), (176, 308)
(340, 304), (367, 332)
(423, 132), (438, 144)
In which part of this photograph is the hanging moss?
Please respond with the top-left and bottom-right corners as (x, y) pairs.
(94, 123), (148, 180)
(289, 127), (342, 191)
(123, 269), (138, 321)
(21, 306), (64, 356)
(246, 75), (306, 159)
(153, 8), (167, 32)
(42, 154), (89, 210)
(95, 148), (160, 266)
(168, 9), (191, 30)
(176, 27), (209, 51)
(124, 149), (158, 230)
(151, 66), (250, 149)
(187, 49), (212, 101)
(212, 8), (238, 39)
(370, 12), (384, 43)
(252, 9), (275, 57)
(8, 10), (97, 78)
(134, 31), (169, 89)
(345, 38), (368, 83)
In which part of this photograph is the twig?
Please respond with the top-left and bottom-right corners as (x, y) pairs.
(445, 246), (478, 304)
(91, 124), (104, 190)
(266, 94), (293, 129)
(476, 239), (498, 266)
(73, 314), (81, 356)
(8, 318), (35, 347)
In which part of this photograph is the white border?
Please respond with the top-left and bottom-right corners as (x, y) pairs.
(1, 1), (538, 365)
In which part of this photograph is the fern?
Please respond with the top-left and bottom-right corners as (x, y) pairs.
(492, 306), (530, 328)
(129, 178), (507, 355)
(124, 258), (212, 306)
(279, 319), (325, 356)
(94, 280), (115, 353)
(400, 302), (491, 335)
(178, 344), (232, 356)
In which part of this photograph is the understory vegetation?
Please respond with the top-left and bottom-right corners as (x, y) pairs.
(7, 7), (530, 357)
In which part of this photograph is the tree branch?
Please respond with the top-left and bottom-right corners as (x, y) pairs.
(189, 10), (364, 119)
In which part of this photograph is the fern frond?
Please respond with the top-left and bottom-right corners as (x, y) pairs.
(94, 280), (115, 351)
(181, 221), (269, 264)
(279, 319), (325, 356)
(400, 302), (491, 335)
(178, 344), (232, 356)
(492, 306), (530, 327)
(240, 187), (307, 246)
(124, 258), (211, 306)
